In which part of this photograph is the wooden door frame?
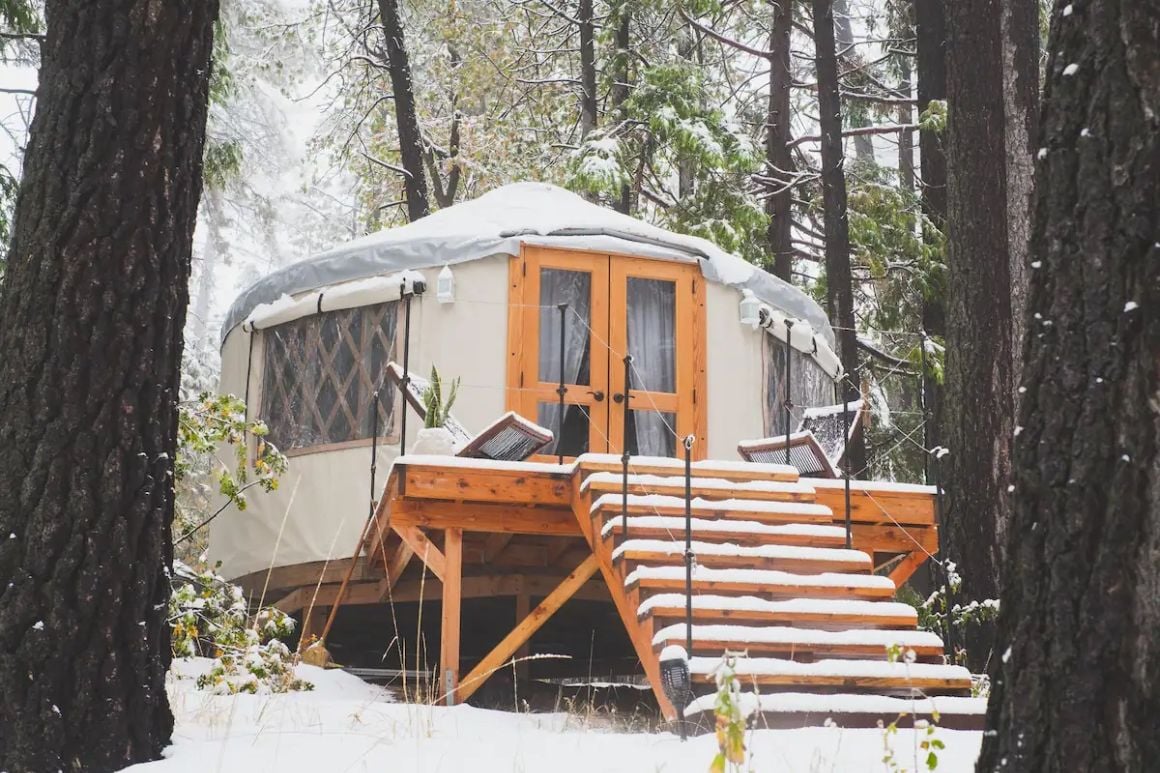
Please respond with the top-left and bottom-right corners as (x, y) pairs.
(508, 245), (611, 455)
(506, 244), (708, 460)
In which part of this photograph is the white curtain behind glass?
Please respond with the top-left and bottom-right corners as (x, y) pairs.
(627, 277), (676, 456)
(538, 269), (592, 453)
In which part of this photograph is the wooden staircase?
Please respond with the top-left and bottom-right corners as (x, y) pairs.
(569, 458), (986, 730)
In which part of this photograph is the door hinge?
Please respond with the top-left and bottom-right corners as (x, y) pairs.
(519, 371), (524, 388)
(522, 261), (527, 277)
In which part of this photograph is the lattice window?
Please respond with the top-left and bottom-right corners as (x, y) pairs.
(763, 335), (834, 436)
(259, 301), (400, 452)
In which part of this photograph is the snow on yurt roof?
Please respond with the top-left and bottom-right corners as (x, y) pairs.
(222, 182), (834, 347)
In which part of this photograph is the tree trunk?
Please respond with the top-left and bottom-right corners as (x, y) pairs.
(833, 0), (875, 165)
(1000, 0), (1039, 401)
(897, 57), (915, 194)
(379, 0), (430, 222)
(0, 2), (218, 771)
(610, 6), (631, 214)
(765, 0), (794, 281)
(812, 0), (865, 475)
(976, 1), (1159, 769)
(915, 0), (946, 473)
(943, 0), (1013, 656)
(578, 0), (597, 139)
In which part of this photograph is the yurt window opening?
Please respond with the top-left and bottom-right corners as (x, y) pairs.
(536, 267), (593, 456)
(763, 335), (832, 437)
(259, 300), (401, 453)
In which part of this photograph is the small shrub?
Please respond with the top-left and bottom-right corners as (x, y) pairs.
(710, 654), (749, 773)
(421, 366), (460, 429)
(169, 561), (312, 695)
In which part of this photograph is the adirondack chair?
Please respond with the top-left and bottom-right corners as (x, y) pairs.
(737, 399), (865, 477)
(386, 362), (554, 461)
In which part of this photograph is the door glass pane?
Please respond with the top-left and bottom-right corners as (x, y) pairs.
(627, 410), (676, 457)
(539, 269), (592, 385)
(626, 277), (676, 393)
(537, 402), (591, 457)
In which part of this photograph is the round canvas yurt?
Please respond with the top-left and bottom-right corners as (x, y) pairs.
(211, 180), (842, 598)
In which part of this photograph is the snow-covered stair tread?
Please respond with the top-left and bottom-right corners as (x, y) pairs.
(684, 691), (986, 718)
(637, 594), (919, 627)
(687, 656), (972, 691)
(590, 493), (832, 520)
(652, 624), (944, 657)
(577, 453), (799, 482)
(613, 539), (871, 574)
(626, 564), (897, 598)
(582, 472), (816, 501)
(600, 516), (845, 546)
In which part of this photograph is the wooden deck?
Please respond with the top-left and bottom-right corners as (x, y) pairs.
(273, 453), (982, 728)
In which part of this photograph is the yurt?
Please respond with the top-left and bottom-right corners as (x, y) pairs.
(212, 182), (842, 582)
(210, 182), (966, 723)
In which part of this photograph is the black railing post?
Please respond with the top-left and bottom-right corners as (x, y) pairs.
(843, 392), (852, 549)
(399, 283), (414, 456)
(919, 330), (931, 485)
(683, 434), (695, 658)
(783, 320), (795, 466)
(932, 448), (956, 661)
(621, 354), (633, 540)
(556, 303), (568, 465)
(370, 390), (381, 520)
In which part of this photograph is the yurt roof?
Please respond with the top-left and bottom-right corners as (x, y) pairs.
(222, 182), (834, 348)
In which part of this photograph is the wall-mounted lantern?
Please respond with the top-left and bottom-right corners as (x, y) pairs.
(739, 288), (761, 327)
(437, 264), (455, 304)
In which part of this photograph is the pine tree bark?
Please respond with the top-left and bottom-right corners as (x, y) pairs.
(812, 0), (865, 475)
(942, 0), (1013, 634)
(0, 2), (218, 771)
(977, 1), (1159, 769)
(379, 0), (430, 222)
(1000, 0), (1039, 400)
(765, 0), (794, 281)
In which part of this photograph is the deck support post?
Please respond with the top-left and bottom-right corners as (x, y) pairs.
(514, 587), (531, 683)
(441, 527), (463, 705)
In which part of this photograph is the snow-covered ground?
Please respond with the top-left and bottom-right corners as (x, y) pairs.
(125, 658), (984, 772)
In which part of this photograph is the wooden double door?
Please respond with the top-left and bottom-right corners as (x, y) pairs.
(508, 246), (707, 459)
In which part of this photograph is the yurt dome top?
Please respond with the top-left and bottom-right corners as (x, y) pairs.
(222, 181), (834, 349)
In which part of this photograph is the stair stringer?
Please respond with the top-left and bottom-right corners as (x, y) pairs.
(568, 474), (676, 719)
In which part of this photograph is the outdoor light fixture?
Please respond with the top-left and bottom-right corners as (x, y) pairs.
(738, 288), (761, 327)
(659, 644), (691, 741)
(437, 264), (455, 304)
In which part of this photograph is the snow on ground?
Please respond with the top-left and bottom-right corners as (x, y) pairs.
(125, 658), (983, 772)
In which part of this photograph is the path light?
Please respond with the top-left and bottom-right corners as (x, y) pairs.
(437, 264), (455, 304)
(659, 644), (691, 741)
(738, 288), (760, 327)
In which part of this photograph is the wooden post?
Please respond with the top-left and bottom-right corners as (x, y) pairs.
(441, 527), (463, 705)
(514, 587), (531, 683)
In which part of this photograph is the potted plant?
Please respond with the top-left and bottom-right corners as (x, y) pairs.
(411, 365), (460, 455)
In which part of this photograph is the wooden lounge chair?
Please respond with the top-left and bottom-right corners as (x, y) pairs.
(386, 362), (554, 461)
(737, 399), (865, 477)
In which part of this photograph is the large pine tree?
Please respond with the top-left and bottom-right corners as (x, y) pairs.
(977, 0), (1159, 769)
(0, 1), (218, 770)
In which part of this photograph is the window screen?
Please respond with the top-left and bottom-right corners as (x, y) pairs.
(764, 335), (834, 436)
(260, 301), (399, 452)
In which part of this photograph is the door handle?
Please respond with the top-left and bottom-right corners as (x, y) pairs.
(589, 390), (605, 402)
(612, 392), (625, 404)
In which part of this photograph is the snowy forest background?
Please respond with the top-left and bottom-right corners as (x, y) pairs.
(1, 0), (1043, 486)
